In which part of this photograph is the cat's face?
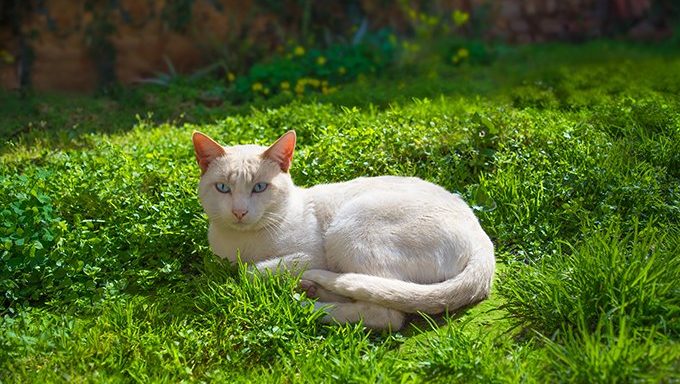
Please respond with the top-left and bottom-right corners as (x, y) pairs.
(193, 131), (296, 231)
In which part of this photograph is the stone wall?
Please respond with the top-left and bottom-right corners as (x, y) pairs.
(0, 0), (672, 92)
(486, 0), (671, 43)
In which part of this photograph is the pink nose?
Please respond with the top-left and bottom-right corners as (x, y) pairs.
(232, 209), (248, 220)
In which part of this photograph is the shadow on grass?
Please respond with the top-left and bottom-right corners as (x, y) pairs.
(4, 40), (677, 154)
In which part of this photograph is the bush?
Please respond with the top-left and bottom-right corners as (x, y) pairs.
(232, 33), (398, 101)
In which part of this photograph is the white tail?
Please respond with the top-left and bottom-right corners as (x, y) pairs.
(302, 246), (495, 314)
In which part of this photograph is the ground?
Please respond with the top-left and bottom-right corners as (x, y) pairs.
(1, 41), (679, 382)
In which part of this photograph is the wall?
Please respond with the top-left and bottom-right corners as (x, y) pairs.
(0, 0), (671, 92)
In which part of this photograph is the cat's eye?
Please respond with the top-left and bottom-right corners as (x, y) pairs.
(252, 182), (268, 193)
(215, 183), (231, 193)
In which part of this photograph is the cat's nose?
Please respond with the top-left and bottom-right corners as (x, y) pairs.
(232, 209), (248, 220)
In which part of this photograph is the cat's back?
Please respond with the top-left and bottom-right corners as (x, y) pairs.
(305, 176), (471, 228)
(306, 175), (484, 281)
(308, 175), (458, 202)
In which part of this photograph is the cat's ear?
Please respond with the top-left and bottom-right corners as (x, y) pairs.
(262, 131), (296, 172)
(192, 131), (226, 174)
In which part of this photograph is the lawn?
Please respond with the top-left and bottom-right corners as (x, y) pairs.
(1, 41), (679, 382)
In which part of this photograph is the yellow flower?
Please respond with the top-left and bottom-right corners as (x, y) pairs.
(251, 82), (263, 92)
(316, 56), (327, 66)
(0, 50), (15, 64)
(452, 10), (469, 27)
(280, 81), (290, 90)
(457, 48), (469, 58)
(227, 72), (235, 82)
(407, 8), (417, 20)
(295, 80), (305, 94)
(294, 46), (305, 56)
(338, 66), (347, 75)
(451, 48), (470, 64)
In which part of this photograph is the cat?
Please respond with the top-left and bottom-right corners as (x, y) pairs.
(192, 130), (495, 330)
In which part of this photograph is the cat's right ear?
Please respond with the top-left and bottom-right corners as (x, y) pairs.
(262, 130), (296, 172)
(192, 131), (226, 174)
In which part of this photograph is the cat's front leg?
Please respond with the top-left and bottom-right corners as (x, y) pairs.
(254, 255), (352, 303)
(254, 252), (317, 275)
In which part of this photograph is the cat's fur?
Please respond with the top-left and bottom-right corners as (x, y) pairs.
(193, 130), (495, 330)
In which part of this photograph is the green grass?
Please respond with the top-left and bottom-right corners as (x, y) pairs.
(1, 40), (679, 382)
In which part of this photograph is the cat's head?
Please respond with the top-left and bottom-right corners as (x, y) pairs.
(192, 131), (296, 231)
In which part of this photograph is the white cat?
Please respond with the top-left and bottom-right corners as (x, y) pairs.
(193, 130), (495, 330)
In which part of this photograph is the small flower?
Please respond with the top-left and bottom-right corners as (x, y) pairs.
(457, 48), (469, 59)
(280, 81), (290, 90)
(407, 8), (417, 20)
(452, 10), (470, 27)
(294, 46), (305, 56)
(295, 81), (305, 94)
(451, 48), (470, 64)
(0, 50), (15, 64)
(226, 72), (235, 82)
(251, 82), (263, 92)
(316, 56), (327, 66)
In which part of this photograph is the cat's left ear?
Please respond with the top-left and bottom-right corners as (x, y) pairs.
(262, 131), (296, 172)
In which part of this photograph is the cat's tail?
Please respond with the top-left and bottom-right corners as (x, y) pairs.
(301, 245), (495, 314)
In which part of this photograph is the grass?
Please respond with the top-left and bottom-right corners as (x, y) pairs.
(1, 40), (679, 382)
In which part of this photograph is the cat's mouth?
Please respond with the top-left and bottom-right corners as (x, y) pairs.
(229, 219), (259, 231)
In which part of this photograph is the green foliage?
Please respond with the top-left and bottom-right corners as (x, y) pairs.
(0, 123), (209, 311)
(542, 318), (680, 382)
(1, 172), (69, 306)
(233, 33), (397, 101)
(1, 41), (679, 382)
(0, 265), (326, 381)
(500, 224), (680, 338)
(396, 318), (532, 383)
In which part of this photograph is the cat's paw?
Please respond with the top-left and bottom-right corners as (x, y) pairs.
(299, 279), (319, 299)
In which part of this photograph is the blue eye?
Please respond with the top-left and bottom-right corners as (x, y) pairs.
(215, 183), (231, 193)
(252, 182), (268, 193)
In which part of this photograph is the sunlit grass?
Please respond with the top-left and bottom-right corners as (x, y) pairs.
(1, 41), (679, 382)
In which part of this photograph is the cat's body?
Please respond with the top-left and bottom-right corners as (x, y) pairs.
(193, 131), (495, 329)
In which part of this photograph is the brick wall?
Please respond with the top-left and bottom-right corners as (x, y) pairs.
(0, 0), (671, 92)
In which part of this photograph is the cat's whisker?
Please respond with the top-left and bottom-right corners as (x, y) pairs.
(260, 217), (286, 239)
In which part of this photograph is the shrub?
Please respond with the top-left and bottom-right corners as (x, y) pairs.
(232, 32), (397, 101)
